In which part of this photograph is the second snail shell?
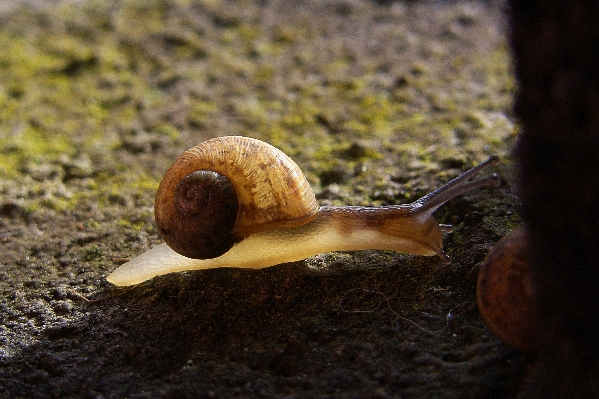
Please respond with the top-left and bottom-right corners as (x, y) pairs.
(155, 136), (319, 259)
(477, 226), (536, 352)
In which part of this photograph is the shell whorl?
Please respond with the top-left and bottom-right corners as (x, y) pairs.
(155, 136), (319, 259)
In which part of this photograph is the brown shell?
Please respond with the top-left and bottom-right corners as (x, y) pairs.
(477, 227), (536, 353)
(155, 136), (319, 259)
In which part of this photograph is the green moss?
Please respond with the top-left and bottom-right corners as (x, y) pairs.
(83, 244), (104, 261)
(0, 0), (514, 221)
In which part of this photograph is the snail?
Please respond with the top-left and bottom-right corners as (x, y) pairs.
(107, 136), (500, 286)
(477, 226), (536, 352)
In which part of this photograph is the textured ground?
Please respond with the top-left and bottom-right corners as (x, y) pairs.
(0, 1), (525, 398)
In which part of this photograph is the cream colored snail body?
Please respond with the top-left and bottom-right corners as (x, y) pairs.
(107, 136), (499, 286)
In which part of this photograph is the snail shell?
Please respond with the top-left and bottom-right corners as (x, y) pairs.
(155, 136), (319, 259)
(477, 226), (536, 352)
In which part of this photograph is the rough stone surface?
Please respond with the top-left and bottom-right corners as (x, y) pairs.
(0, 1), (524, 398)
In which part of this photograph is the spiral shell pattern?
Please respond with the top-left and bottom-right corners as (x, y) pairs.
(155, 136), (319, 259)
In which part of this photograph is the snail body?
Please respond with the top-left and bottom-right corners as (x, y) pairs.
(107, 136), (499, 286)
